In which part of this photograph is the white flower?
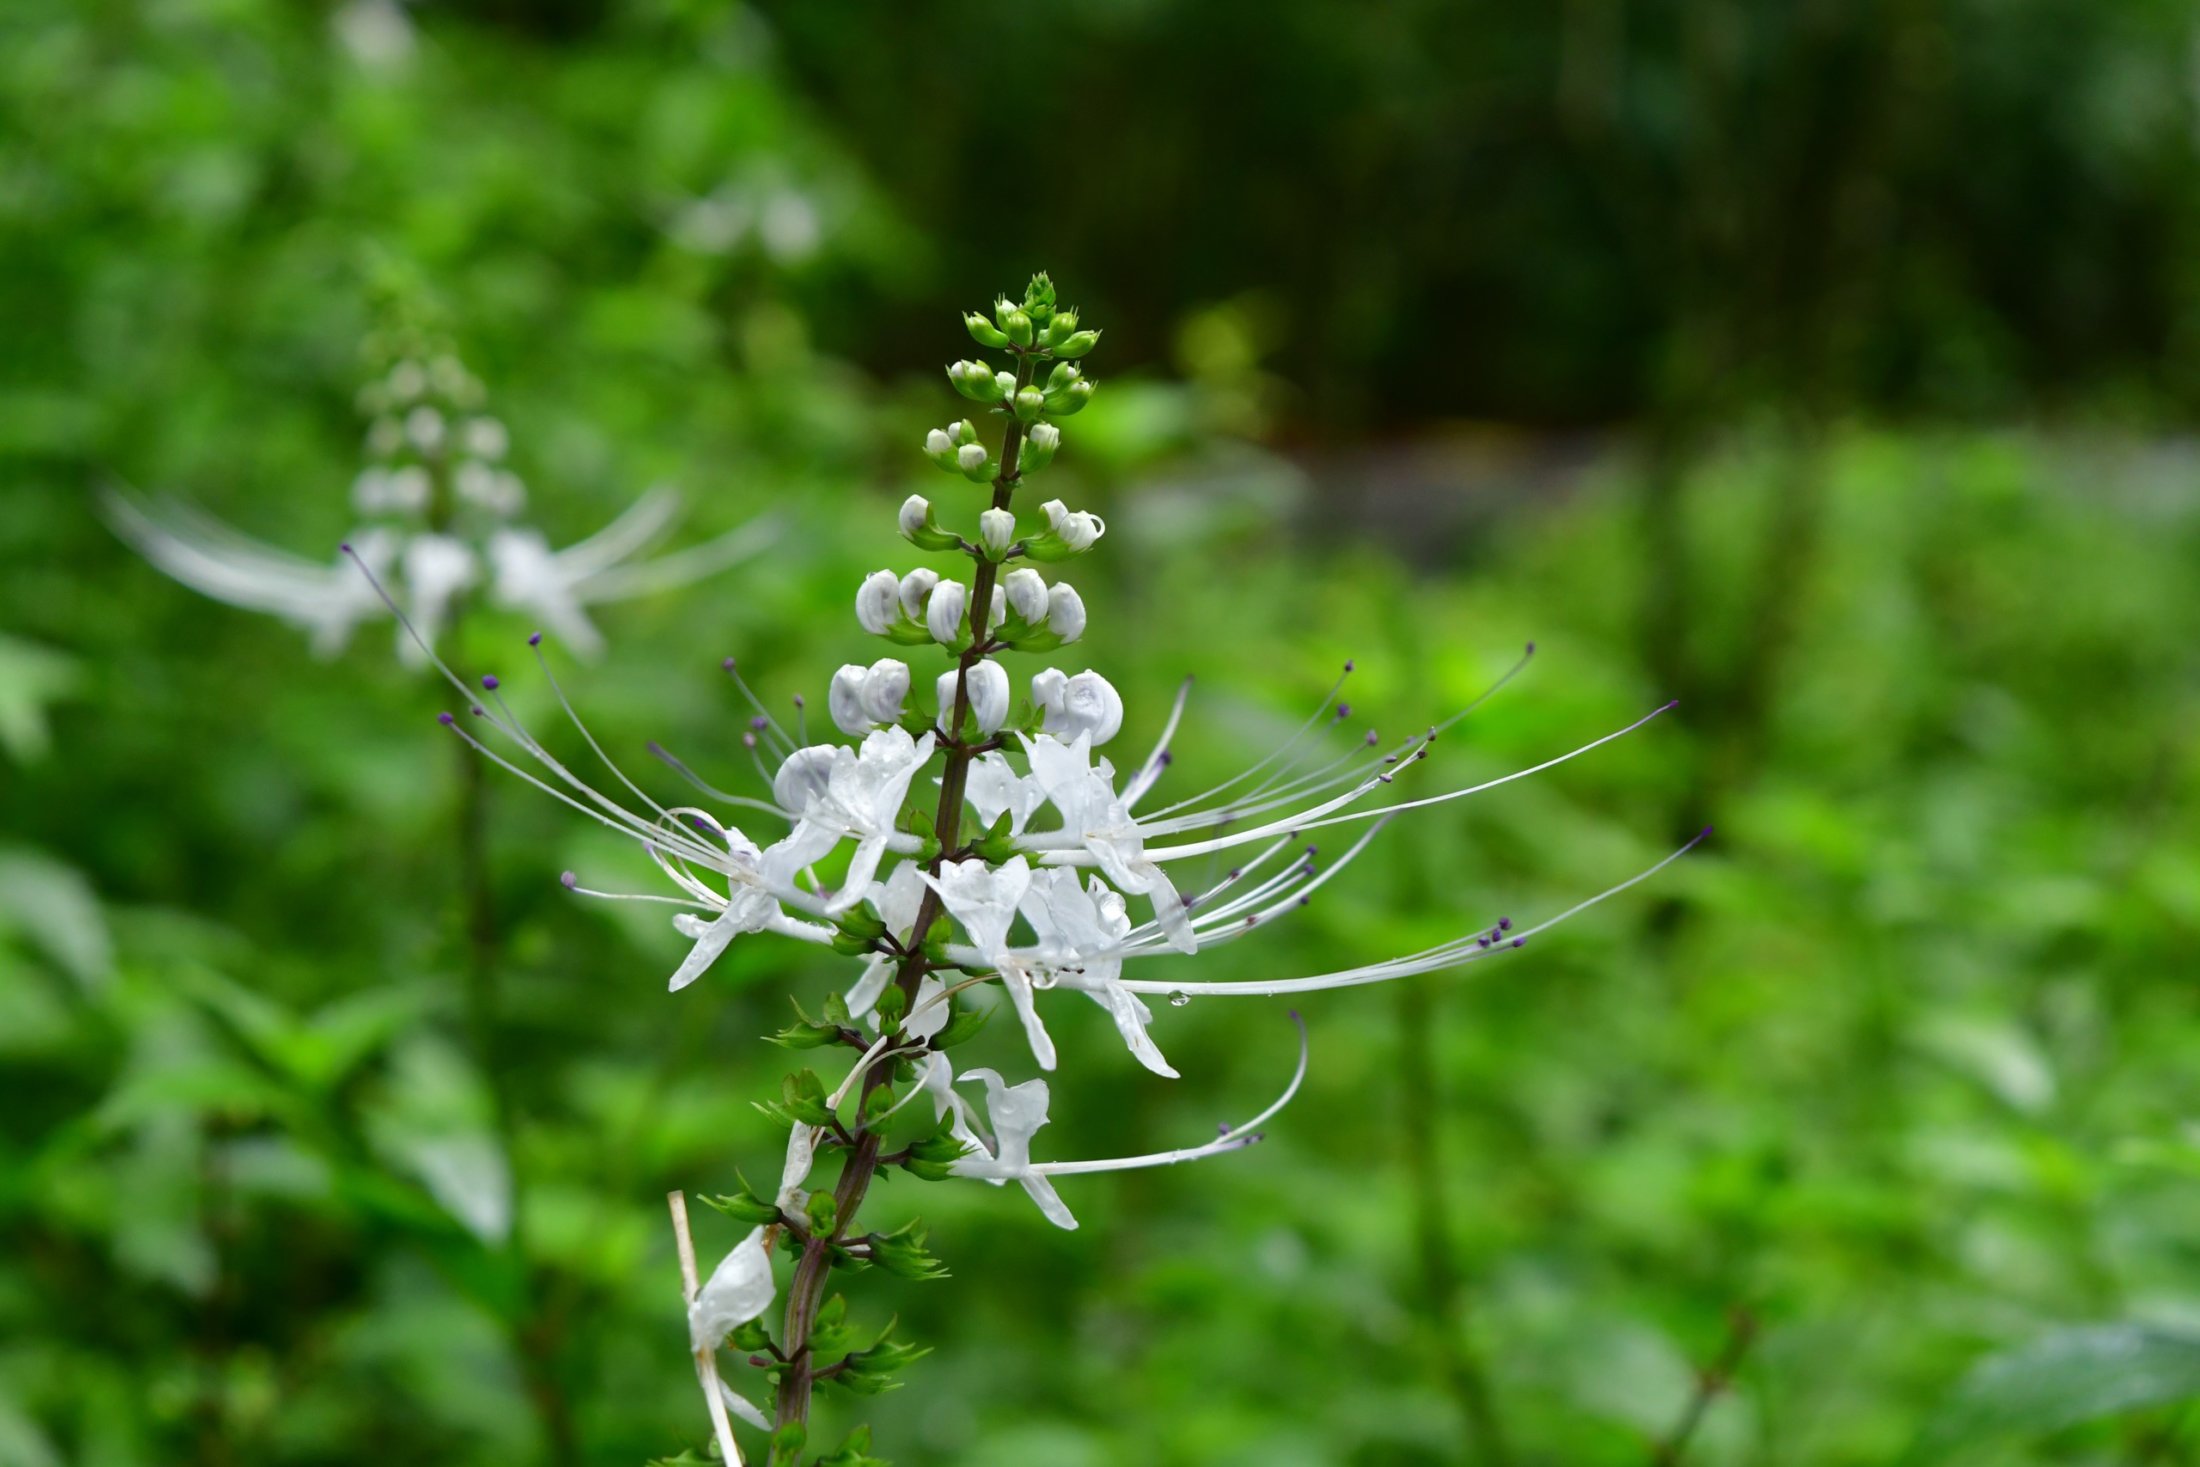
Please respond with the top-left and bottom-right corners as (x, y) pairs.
(664, 825), (832, 992)
(926, 579), (968, 646)
(1020, 868), (1176, 1077)
(1034, 668), (1124, 747)
(103, 476), (771, 665)
(936, 659), (1009, 734)
(964, 751), (1046, 836)
(1021, 732), (1194, 950)
(783, 727), (938, 912)
(978, 507), (1016, 556)
(772, 744), (838, 814)
(689, 1227), (775, 1351)
(923, 857), (1054, 1069)
(924, 429), (953, 457)
(956, 443), (988, 475)
(1003, 567), (1048, 625)
(463, 416), (509, 460)
(947, 1016), (1309, 1231)
(1046, 582), (1086, 643)
(778, 1124), (818, 1214)
(947, 1068), (1078, 1229)
(404, 404), (446, 453)
(856, 569), (903, 635)
(899, 495), (932, 538)
(399, 533), (478, 656)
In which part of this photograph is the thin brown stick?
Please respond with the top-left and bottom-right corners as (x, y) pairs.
(669, 1191), (745, 1467)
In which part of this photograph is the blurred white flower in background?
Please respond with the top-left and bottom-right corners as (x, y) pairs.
(102, 337), (775, 663)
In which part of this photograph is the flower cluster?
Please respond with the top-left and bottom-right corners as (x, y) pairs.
(368, 274), (1695, 1464)
(104, 322), (774, 662)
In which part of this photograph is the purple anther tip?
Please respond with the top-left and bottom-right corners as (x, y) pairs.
(646, 740), (665, 754)
(437, 711), (455, 726)
(1699, 824), (1715, 838)
(1305, 844), (1318, 856)
(1297, 894), (1310, 906)
(1365, 730), (1380, 745)
(481, 674), (500, 690)
(560, 871), (577, 888)
(1477, 936), (1490, 949)
(340, 541), (353, 554)
(1218, 1123), (1232, 1136)
(1511, 936), (1525, 948)
(792, 694), (805, 708)
(528, 632), (542, 647)
(1498, 916), (1511, 930)
(1343, 659), (1355, 672)
(722, 657), (737, 672)
(1158, 751), (1173, 765)
(1227, 869), (1242, 880)
(1665, 698), (1680, 710)
(742, 731), (758, 748)
(1525, 640), (1536, 654)
(1337, 702), (1353, 718)
(750, 715), (768, 730)
(469, 705), (485, 716)
(1287, 1008), (1301, 1021)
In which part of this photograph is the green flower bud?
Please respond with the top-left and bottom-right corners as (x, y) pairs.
(1003, 309), (1034, 348)
(948, 360), (1006, 402)
(964, 312), (1010, 349)
(1053, 329), (1101, 358)
(956, 442), (994, 483)
(1045, 360), (1080, 391)
(1044, 373), (1096, 416)
(1021, 421), (1060, 473)
(1023, 271), (1056, 315)
(1012, 386), (1045, 423)
(1043, 308), (1079, 346)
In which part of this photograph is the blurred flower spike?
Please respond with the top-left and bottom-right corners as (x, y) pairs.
(102, 311), (775, 664)
(362, 273), (1698, 1452)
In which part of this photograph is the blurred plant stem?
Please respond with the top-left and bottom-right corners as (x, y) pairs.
(446, 603), (580, 1467)
(1651, 1306), (1757, 1465)
(1395, 976), (1509, 1466)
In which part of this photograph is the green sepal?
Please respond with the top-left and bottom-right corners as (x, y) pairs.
(804, 1191), (838, 1236)
(931, 994), (988, 1050)
(1003, 309), (1034, 347)
(1022, 272), (1056, 316)
(881, 621), (933, 647)
(768, 1421), (807, 1467)
(776, 1070), (837, 1128)
(872, 985), (907, 1031)
(866, 1218), (950, 1281)
(700, 1173), (781, 1227)
(767, 997), (844, 1047)
(1053, 329), (1101, 358)
(805, 1294), (859, 1359)
(861, 1084), (898, 1127)
(1043, 308), (1080, 347)
(830, 1321), (931, 1397)
(900, 1126), (976, 1182)
(729, 1317), (774, 1353)
(812, 1424), (890, 1467)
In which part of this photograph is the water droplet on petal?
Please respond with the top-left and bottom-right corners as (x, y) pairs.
(1168, 990), (1191, 1008)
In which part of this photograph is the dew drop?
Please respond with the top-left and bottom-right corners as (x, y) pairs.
(1168, 990), (1191, 1008)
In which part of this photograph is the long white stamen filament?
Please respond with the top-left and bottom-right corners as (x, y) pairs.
(1120, 677), (1192, 810)
(1116, 829), (1708, 996)
(1125, 701), (1676, 865)
(1031, 1013), (1308, 1176)
(1136, 667), (1353, 820)
(646, 740), (786, 817)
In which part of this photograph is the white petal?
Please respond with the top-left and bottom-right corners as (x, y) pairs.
(688, 1227), (776, 1351)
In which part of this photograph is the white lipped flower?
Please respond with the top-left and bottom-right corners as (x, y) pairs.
(104, 344), (773, 663)
(1003, 567), (1049, 625)
(1041, 498), (1104, 552)
(856, 569), (904, 635)
(777, 727), (939, 913)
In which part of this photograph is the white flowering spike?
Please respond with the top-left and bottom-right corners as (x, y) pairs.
(376, 274), (1694, 1445)
(938, 659), (1009, 734)
(105, 334), (773, 664)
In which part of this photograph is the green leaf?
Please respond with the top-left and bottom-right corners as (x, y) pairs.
(1915, 1323), (2200, 1459)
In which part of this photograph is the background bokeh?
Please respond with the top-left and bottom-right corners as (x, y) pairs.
(5, 2), (2200, 1464)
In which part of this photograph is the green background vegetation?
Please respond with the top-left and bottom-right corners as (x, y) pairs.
(4, 1), (2199, 1463)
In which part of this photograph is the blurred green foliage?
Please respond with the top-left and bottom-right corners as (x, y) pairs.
(4, 2), (2200, 1465)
